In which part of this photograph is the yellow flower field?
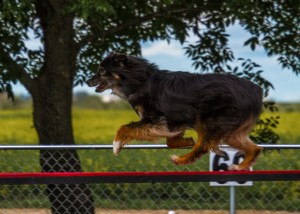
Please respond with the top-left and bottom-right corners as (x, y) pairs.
(0, 108), (300, 145)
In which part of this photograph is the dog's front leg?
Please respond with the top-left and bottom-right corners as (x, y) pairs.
(113, 121), (180, 155)
(113, 124), (135, 155)
(166, 135), (195, 148)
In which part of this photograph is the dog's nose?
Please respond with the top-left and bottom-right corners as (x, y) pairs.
(86, 79), (92, 86)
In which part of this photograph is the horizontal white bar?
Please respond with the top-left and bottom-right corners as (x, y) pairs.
(0, 144), (300, 150)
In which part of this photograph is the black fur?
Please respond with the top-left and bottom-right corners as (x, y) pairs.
(87, 52), (263, 141)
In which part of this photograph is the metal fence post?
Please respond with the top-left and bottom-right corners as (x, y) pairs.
(229, 186), (236, 214)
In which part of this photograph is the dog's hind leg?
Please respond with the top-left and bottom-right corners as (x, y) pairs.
(226, 136), (262, 170)
(225, 120), (263, 170)
(171, 127), (208, 165)
(113, 121), (181, 155)
(166, 134), (195, 149)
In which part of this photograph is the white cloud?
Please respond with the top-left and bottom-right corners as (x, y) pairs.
(142, 41), (183, 57)
(20, 24), (300, 102)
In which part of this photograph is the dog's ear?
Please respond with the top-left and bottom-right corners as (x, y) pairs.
(108, 52), (115, 57)
(113, 53), (127, 67)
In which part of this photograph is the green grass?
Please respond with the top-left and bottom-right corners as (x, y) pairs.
(0, 109), (38, 145)
(0, 108), (300, 210)
(1, 108), (300, 172)
(1, 109), (300, 173)
(263, 111), (300, 143)
(1, 108), (300, 144)
(0, 108), (138, 145)
(72, 109), (138, 144)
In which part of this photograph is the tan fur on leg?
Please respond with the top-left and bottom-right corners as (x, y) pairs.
(226, 118), (263, 170)
(227, 138), (262, 170)
(171, 125), (208, 165)
(113, 121), (181, 155)
(166, 135), (195, 148)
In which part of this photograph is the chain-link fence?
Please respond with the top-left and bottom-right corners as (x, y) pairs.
(0, 144), (300, 214)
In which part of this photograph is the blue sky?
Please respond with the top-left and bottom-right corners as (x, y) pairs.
(140, 25), (300, 102)
(14, 25), (300, 102)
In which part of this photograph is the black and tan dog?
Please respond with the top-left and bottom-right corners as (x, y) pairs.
(86, 52), (263, 170)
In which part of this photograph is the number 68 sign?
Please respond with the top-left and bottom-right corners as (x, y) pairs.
(209, 148), (253, 186)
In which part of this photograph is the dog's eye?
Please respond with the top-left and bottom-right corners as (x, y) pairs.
(98, 67), (106, 76)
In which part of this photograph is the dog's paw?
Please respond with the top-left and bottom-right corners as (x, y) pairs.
(170, 155), (192, 165)
(228, 164), (250, 171)
(228, 164), (240, 171)
(170, 155), (180, 165)
(113, 140), (123, 156)
(170, 154), (198, 165)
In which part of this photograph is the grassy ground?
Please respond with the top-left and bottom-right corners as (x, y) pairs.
(1, 108), (300, 172)
(1, 208), (299, 214)
(1, 108), (300, 144)
(0, 108), (300, 211)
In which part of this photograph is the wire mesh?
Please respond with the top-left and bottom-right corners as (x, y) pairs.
(0, 145), (299, 214)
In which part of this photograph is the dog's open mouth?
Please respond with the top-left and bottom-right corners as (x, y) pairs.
(95, 81), (108, 92)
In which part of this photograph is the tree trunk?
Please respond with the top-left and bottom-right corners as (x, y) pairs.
(32, 83), (94, 213)
(31, 69), (95, 212)
(30, 1), (95, 213)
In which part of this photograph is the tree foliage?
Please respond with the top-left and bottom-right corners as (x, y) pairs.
(0, 0), (299, 212)
(0, 0), (299, 139)
(1, 1), (299, 90)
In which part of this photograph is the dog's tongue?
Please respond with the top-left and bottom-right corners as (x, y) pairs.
(96, 82), (108, 91)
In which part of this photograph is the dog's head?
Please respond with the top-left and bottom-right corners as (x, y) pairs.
(86, 52), (127, 93)
(87, 52), (155, 99)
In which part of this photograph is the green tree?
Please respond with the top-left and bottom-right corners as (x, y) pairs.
(0, 0), (299, 213)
